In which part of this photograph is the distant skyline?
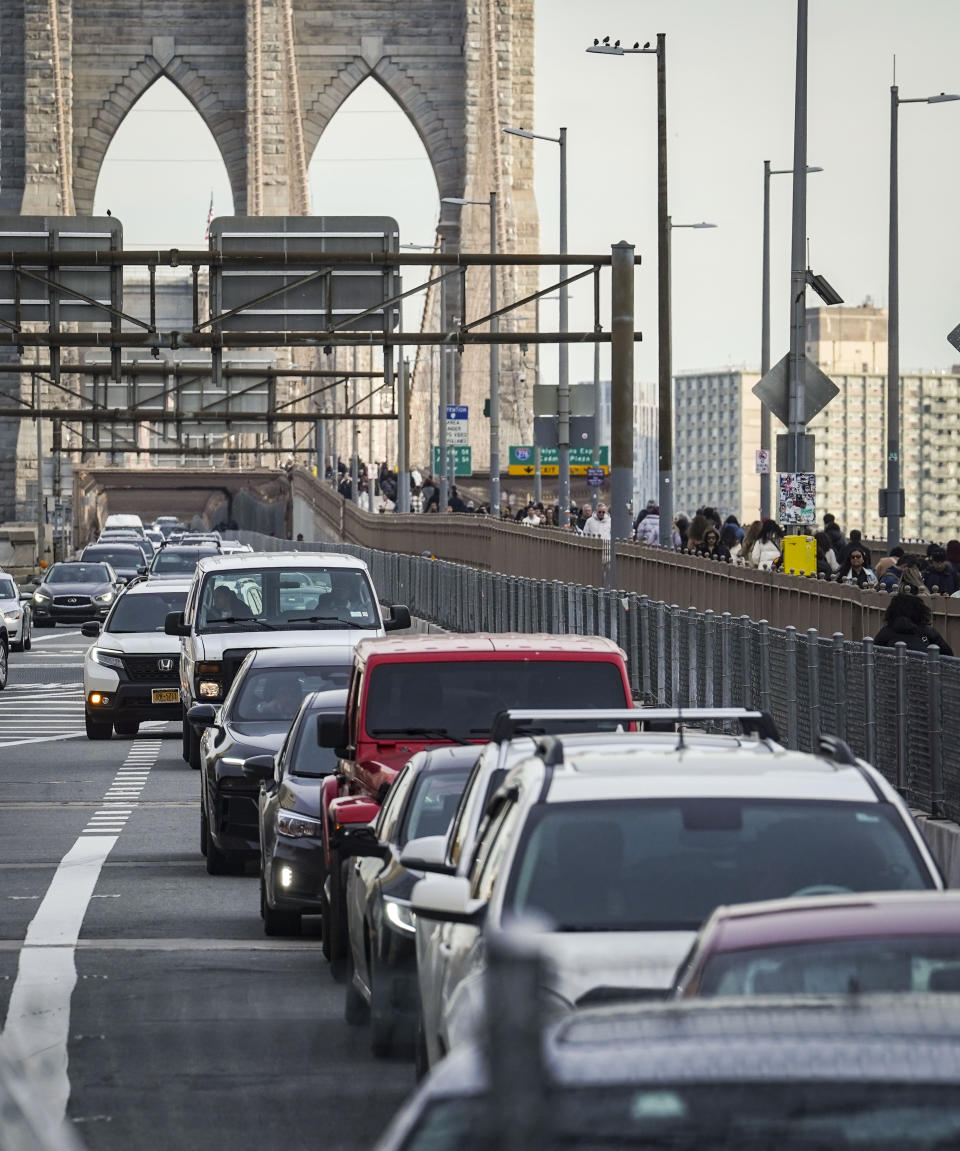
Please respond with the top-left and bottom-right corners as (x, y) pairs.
(93, 0), (960, 389)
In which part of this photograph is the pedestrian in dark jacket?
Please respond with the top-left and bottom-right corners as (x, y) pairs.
(696, 526), (731, 562)
(874, 593), (954, 656)
(923, 546), (960, 595)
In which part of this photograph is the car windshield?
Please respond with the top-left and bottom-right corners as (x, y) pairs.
(698, 934), (960, 997)
(47, 564), (111, 584)
(197, 567), (378, 631)
(365, 659), (627, 740)
(399, 767), (472, 847)
(151, 549), (215, 576)
(286, 713), (343, 777)
(83, 547), (141, 569)
(0, 577), (16, 598)
(105, 589), (188, 633)
(402, 1084), (960, 1150)
(231, 665), (352, 723)
(503, 800), (932, 932)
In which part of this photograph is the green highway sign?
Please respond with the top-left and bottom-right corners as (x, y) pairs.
(432, 445), (473, 476)
(508, 445), (608, 475)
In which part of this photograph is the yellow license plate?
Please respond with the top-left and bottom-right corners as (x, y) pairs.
(152, 689), (180, 705)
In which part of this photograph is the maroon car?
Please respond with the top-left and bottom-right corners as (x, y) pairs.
(673, 891), (960, 998)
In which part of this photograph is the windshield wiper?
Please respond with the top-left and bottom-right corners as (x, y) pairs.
(370, 726), (471, 746)
(203, 616), (277, 630)
(284, 615), (372, 628)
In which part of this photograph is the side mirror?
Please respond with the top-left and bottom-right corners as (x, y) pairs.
(399, 834), (453, 875)
(411, 874), (486, 925)
(383, 603), (412, 632)
(116, 576), (128, 586)
(19, 587), (34, 601)
(137, 565), (147, 576)
(165, 611), (189, 637)
(81, 620), (101, 638)
(242, 754), (276, 782)
(317, 714), (348, 749)
(187, 703), (218, 731)
(337, 823), (389, 860)
(30, 575), (42, 586)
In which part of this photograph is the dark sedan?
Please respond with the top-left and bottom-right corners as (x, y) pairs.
(342, 746), (476, 1057)
(190, 645), (354, 875)
(32, 562), (122, 626)
(148, 544), (220, 580)
(80, 543), (147, 583)
(244, 688), (348, 936)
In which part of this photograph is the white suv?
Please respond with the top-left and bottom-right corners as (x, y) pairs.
(167, 551), (410, 767)
(412, 709), (943, 1067)
(0, 571), (31, 651)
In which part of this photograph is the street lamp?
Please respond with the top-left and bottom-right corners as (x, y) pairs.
(440, 193), (500, 513)
(760, 162), (822, 520)
(884, 87), (960, 548)
(503, 125), (570, 524)
(586, 34), (674, 545)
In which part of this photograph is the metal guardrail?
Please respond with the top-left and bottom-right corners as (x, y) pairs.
(239, 527), (959, 822)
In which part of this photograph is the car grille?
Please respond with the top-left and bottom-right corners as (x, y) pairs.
(53, 595), (92, 607)
(123, 655), (180, 682)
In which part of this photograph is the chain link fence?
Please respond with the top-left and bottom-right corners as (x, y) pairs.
(239, 530), (956, 821)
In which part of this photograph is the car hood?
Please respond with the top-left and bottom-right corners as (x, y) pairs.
(229, 721), (296, 744)
(195, 628), (379, 660)
(95, 632), (182, 655)
(278, 776), (326, 818)
(39, 581), (113, 596)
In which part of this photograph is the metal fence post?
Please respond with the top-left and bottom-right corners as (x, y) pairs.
(656, 602), (667, 705)
(895, 640), (907, 795)
(927, 646), (945, 818)
(687, 606), (699, 706)
(758, 619), (772, 716)
(785, 625), (798, 750)
(863, 636), (877, 767)
(739, 615), (751, 708)
(640, 596), (652, 702)
(720, 612), (733, 709)
(832, 632), (846, 742)
(704, 609), (715, 707)
(806, 627), (821, 753)
(669, 604), (680, 706)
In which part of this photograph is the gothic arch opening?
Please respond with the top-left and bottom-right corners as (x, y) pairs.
(92, 77), (234, 246)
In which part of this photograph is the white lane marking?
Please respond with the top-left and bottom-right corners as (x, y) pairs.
(0, 742), (161, 1122)
(0, 732), (86, 748)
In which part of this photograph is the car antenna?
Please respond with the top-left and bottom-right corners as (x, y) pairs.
(675, 707), (686, 751)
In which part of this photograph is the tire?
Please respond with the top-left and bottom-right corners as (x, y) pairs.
(200, 809), (208, 857)
(22, 618), (31, 652)
(181, 711), (191, 764)
(327, 854), (350, 982)
(12, 618), (28, 652)
(0, 639), (6, 690)
(202, 800), (232, 875)
(344, 953), (370, 1026)
(188, 723), (202, 770)
(320, 880), (332, 961)
(114, 720), (140, 737)
(262, 875), (302, 936)
(85, 712), (112, 740)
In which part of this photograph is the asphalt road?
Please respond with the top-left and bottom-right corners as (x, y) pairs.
(0, 627), (414, 1150)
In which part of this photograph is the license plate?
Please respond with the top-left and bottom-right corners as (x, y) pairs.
(152, 689), (180, 705)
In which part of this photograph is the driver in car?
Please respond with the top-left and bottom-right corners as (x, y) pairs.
(210, 584), (251, 620)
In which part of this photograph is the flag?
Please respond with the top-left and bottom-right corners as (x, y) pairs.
(204, 192), (214, 244)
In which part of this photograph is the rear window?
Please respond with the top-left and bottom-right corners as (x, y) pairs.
(83, 547), (142, 568)
(151, 549), (213, 575)
(503, 799), (932, 932)
(400, 767), (472, 846)
(365, 659), (628, 739)
(231, 665), (352, 723)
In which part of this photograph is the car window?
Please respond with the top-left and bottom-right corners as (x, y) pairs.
(0, 577), (16, 598)
(286, 712), (342, 778)
(503, 799), (933, 932)
(104, 589), (188, 633)
(698, 935), (960, 997)
(375, 763), (416, 843)
(469, 796), (522, 903)
(46, 564), (112, 584)
(197, 567), (378, 631)
(400, 768), (471, 847)
(82, 547), (142, 568)
(230, 664), (351, 723)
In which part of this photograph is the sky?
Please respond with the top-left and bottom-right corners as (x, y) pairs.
(93, 0), (960, 392)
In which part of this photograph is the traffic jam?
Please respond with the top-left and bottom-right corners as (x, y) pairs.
(4, 519), (960, 1149)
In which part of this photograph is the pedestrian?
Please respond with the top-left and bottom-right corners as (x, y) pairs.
(686, 512), (710, 553)
(875, 546), (905, 582)
(823, 513), (847, 556)
(922, 546), (960, 595)
(947, 539), (960, 570)
(814, 530), (841, 576)
(723, 514), (745, 543)
(837, 547), (878, 588)
(751, 520), (783, 570)
(697, 526), (731, 562)
(635, 506), (660, 545)
(897, 561), (930, 597)
(873, 593), (954, 656)
(843, 529), (872, 569)
(582, 502), (611, 539)
(736, 520), (763, 566)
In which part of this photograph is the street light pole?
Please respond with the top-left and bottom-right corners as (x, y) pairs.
(489, 190), (500, 515)
(655, 33), (671, 549)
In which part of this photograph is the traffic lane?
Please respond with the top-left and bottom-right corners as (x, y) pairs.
(68, 949), (415, 1151)
(8, 623), (88, 686)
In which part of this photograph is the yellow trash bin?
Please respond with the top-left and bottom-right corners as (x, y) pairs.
(781, 534), (817, 576)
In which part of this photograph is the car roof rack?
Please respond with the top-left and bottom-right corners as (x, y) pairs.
(817, 734), (858, 766)
(489, 707), (781, 745)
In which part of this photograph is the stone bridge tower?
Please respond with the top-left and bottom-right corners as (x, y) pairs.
(0, 0), (538, 520)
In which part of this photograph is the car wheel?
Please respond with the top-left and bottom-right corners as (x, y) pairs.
(263, 899), (301, 937)
(22, 618), (31, 651)
(0, 639), (7, 689)
(327, 853), (350, 981)
(205, 836), (232, 876)
(85, 712), (112, 740)
(114, 720), (139, 737)
(181, 711), (191, 764)
(189, 723), (202, 771)
(344, 952), (370, 1026)
(200, 808), (208, 857)
(320, 877), (332, 961)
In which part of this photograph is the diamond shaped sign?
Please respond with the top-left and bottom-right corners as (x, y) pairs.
(752, 353), (839, 426)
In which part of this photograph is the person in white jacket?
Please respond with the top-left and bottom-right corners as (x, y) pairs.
(583, 503), (611, 539)
(751, 519), (783, 570)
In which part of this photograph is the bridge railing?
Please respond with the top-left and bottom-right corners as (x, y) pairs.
(291, 468), (960, 648)
(239, 526), (960, 822)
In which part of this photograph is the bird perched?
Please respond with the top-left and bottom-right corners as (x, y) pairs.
(633, 42), (640, 49)
(602, 35), (610, 44)
(614, 39), (620, 48)
(593, 38), (599, 46)
(643, 40), (651, 49)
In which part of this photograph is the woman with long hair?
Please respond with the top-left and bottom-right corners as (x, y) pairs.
(751, 520), (782, 571)
(874, 592), (953, 656)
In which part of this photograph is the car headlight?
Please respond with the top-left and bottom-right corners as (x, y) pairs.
(91, 648), (125, 669)
(277, 810), (324, 839)
(199, 680), (222, 699)
(33, 590), (51, 603)
(2, 609), (20, 622)
(383, 897), (417, 936)
(92, 591), (115, 605)
(220, 757), (246, 767)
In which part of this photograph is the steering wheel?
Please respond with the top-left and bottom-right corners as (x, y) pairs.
(788, 884), (853, 898)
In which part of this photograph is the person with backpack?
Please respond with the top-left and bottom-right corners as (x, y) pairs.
(873, 593), (953, 656)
